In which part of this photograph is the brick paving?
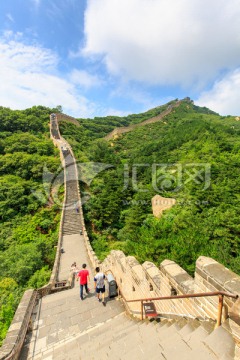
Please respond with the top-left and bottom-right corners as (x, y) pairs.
(20, 231), (124, 359)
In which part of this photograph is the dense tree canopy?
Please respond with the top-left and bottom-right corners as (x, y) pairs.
(60, 99), (240, 275)
(0, 105), (61, 345)
(1, 99), (240, 345)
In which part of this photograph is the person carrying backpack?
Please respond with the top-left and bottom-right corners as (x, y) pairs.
(94, 267), (106, 306)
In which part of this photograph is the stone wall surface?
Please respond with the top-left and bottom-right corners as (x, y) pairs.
(0, 290), (37, 360)
(56, 113), (80, 127)
(102, 251), (205, 319)
(101, 251), (240, 345)
(195, 256), (240, 344)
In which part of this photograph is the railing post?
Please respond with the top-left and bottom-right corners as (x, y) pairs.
(217, 294), (224, 327)
(141, 300), (143, 320)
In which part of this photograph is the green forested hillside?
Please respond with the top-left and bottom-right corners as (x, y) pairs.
(60, 99), (240, 276)
(1, 99), (240, 345)
(58, 100), (178, 150)
(0, 106), (61, 345)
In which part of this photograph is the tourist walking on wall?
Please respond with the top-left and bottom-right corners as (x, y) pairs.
(94, 267), (106, 306)
(70, 262), (79, 277)
(75, 201), (79, 213)
(76, 263), (90, 300)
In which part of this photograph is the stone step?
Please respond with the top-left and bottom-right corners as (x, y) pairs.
(103, 326), (157, 358)
(63, 217), (81, 222)
(62, 226), (80, 230)
(27, 314), (224, 360)
(160, 329), (194, 357)
(86, 316), (136, 348)
(63, 220), (81, 225)
(63, 216), (81, 221)
(62, 223), (81, 228)
(63, 219), (81, 224)
(156, 321), (181, 340)
(63, 215), (81, 220)
(30, 314), (128, 359)
(62, 228), (82, 233)
(62, 230), (81, 235)
(161, 331), (218, 360)
(120, 345), (163, 360)
(178, 319), (201, 337)
(78, 316), (202, 360)
(137, 321), (165, 339)
(63, 231), (81, 235)
(64, 212), (81, 216)
(202, 326), (236, 360)
(184, 324), (210, 348)
(62, 230), (81, 234)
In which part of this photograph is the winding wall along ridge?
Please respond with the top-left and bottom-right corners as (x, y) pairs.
(104, 99), (183, 140)
(1, 109), (240, 359)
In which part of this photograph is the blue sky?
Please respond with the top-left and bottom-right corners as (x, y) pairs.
(1, 0), (240, 118)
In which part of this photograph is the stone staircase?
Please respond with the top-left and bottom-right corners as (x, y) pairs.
(25, 310), (237, 360)
(62, 152), (82, 236)
(77, 316), (235, 360)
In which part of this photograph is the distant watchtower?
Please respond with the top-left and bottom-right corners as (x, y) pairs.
(151, 194), (176, 218)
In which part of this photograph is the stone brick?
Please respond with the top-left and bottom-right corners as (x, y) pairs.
(202, 278), (220, 293)
(195, 267), (208, 281)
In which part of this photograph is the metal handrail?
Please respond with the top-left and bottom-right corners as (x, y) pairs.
(125, 291), (238, 303)
(124, 291), (238, 326)
(105, 269), (238, 326)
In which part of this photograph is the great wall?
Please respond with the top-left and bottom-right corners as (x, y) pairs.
(0, 108), (240, 360)
(104, 99), (183, 140)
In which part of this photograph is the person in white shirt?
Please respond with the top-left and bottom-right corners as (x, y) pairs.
(94, 267), (106, 306)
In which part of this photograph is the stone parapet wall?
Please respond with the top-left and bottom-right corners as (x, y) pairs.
(195, 257), (240, 308)
(49, 117), (67, 286)
(0, 290), (37, 360)
(102, 251), (239, 327)
(102, 251), (206, 319)
(56, 113), (80, 127)
(155, 259), (206, 319)
(195, 256), (240, 344)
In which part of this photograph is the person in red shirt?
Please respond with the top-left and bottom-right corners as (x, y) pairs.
(76, 263), (90, 300)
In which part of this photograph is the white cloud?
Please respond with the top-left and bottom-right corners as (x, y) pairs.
(195, 69), (240, 116)
(83, 0), (240, 87)
(0, 33), (97, 117)
(69, 69), (103, 88)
